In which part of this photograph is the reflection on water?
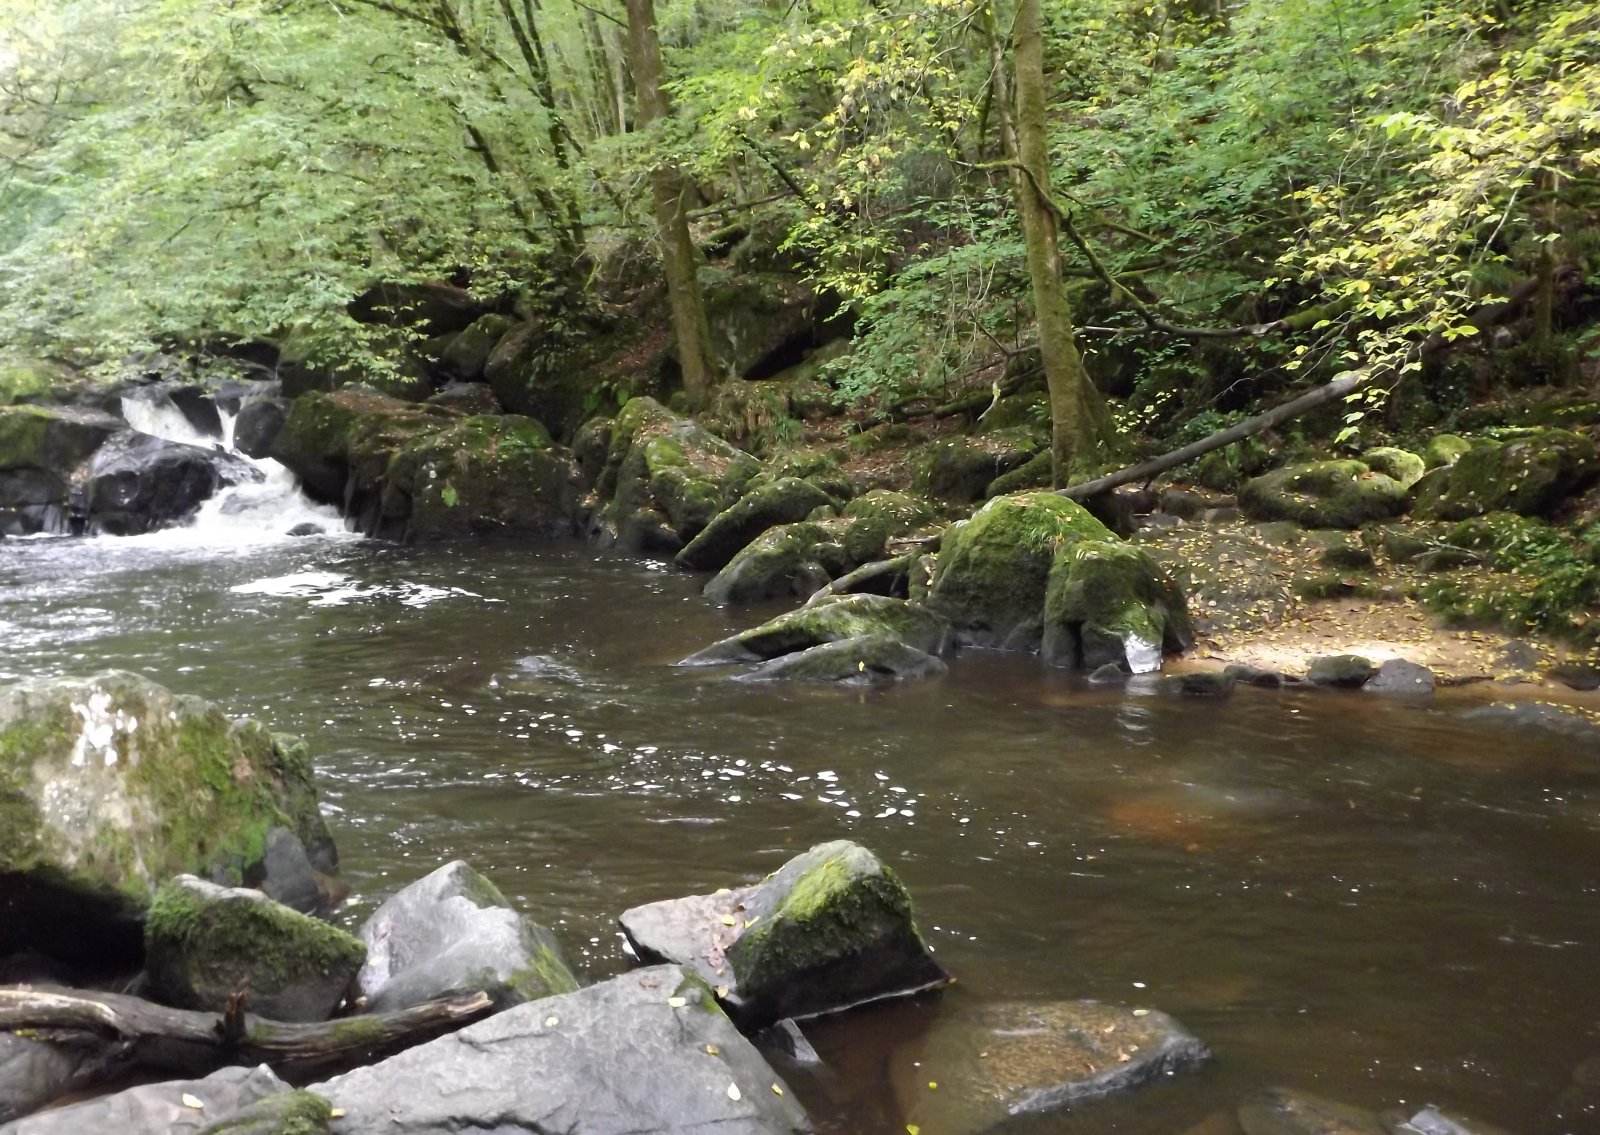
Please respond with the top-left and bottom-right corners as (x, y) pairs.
(3, 535), (1600, 1134)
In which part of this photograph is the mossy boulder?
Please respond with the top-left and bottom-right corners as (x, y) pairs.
(0, 671), (337, 965)
(925, 492), (1115, 650)
(356, 860), (577, 1014)
(701, 520), (844, 604)
(144, 875), (365, 1021)
(911, 433), (1044, 504)
(480, 321), (600, 441)
(986, 449), (1054, 497)
(1423, 433), (1473, 470)
(1305, 654), (1377, 688)
(1361, 446), (1426, 488)
(732, 633), (948, 684)
(271, 389), (579, 540)
(618, 840), (950, 1029)
(840, 490), (937, 555)
(1410, 430), (1598, 521)
(438, 314), (515, 382)
(1237, 460), (1408, 529)
(701, 270), (821, 380)
(679, 593), (952, 666)
(0, 357), (77, 406)
(675, 477), (835, 572)
(598, 396), (762, 552)
(0, 404), (122, 535)
(1041, 540), (1193, 673)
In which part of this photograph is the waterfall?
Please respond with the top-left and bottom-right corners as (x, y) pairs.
(117, 389), (353, 547)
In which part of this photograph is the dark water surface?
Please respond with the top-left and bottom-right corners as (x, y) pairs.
(4, 535), (1599, 1134)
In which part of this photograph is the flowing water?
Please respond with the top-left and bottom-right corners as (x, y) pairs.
(3, 414), (1600, 1133)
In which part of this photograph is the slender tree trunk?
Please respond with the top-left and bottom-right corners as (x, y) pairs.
(624, 0), (718, 409)
(1004, 0), (1105, 483)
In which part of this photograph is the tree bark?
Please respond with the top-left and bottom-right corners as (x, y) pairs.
(1007, 0), (1105, 484)
(624, 0), (719, 409)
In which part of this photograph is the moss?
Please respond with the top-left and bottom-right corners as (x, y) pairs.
(1412, 429), (1598, 521)
(1238, 460), (1408, 530)
(506, 940), (581, 1001)
(196, 1089), (334, 1135)
(1423, 434), (1473, 469)
(1361, 446), (1425, 489)
(325, 1015), (392, 1047)
(1042, 539), (1191, 669)
(925, 493), (1115, 648)
(0, 405), (52, 465)
(147, 878), (365, 994)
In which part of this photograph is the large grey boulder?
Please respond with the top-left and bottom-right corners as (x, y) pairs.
(680, 594), (951, 667)
(892, 1000), (1210, 1135)
(144, 875), (365, 1022)
(0, 1034), (119, 1125)
(0, 1064), (291, 1135)
(619, 841), (949, 1029)
(314, 966), (814, 1135)
(85, 429), (264, 536)
(357, 860), (578, 1013)
(0, 671), (337, 968)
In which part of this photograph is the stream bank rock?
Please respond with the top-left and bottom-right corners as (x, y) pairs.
(1041, 539), (1194, 672)
(679, 594), (951, 669)
(0, 1035), (120, 1125)
(313, 966), (813, 1135)
(0, 671), (337, 967)
(1238, 461), (1408, 530)
(892, 1000), (1210, 1135)
(271, 388), (579, 540)
(356, 859), (578, 1013)
(144, 875), (365, 1021)
(1411, 429), (1598, 521)
(618, 840), (950, 1028)
(0, 404), (123, 534)
(0, 1064), (293, 1135)
(676, 477), (835, 572)
(594, 396), (761, 553)
(733, 633), (947, 683)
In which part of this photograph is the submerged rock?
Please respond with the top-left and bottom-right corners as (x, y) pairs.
(0, 671), (337, 967)
(680, 594), (951, 666)
(1238, 461), (1408, 530)
(1460, 701), (1600, 740)
(0, 1064), (292, 1135)
(1238, 1087), (1386, 1135)
(892, 999), (1210, 1135)
(356, 860), (577, 1013)
(925, 492), (1117, 650)
(313, 966), (813, 1135)
(144, 875), (365, 1021)
(1380, 1104), (1517, 1135)
(618, 840), (949, 1029)
(733, 633), (947, 684)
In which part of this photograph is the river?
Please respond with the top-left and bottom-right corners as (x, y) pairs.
(4, 517), (1600, 1134)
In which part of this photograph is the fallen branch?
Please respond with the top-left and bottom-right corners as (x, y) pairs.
(1057, 276), (1542, 502)
(804, 554), (914, 606)
(0, 985), (494, 1078)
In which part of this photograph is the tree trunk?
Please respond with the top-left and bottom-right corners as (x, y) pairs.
(624, 0), (718, 409)
(1008, 0), (1105, 484)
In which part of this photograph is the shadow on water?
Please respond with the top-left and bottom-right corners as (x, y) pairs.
(4, 536), (1600, 1134)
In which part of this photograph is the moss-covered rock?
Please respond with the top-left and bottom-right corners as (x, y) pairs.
(1411, 430), (1598, 521)
(732, 633), (948, 683)
(1361, 446), (1426, 488)
(839, 489), (938, 564)
(680, 593), (952, 665)
(1423, 433), (1473, 470)
(598, 396), (762, 551)
(145, 875), (365, 1021)
(675, 477), (835, 572)
(701, 520), (846, 604)
(701, 269), (821, 381)
(271, 389), (579, 540)
(925, 492), (1115, 650)
(1237, 460), (1408, 529)
(911, 432), (1044, 504)
(618, 840), (950, 1029)
(986, 449), (1054, 497)
(1041, 540), (1193, 673)
(357, 860), (577, 1013)
(438, 314), (516, 382)
(0, 404), (123, 534)
(1305, 654), (1377, 688)
(196, 1089), (334, 1135)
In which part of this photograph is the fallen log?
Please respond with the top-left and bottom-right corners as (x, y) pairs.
(0, 984), (493, 1079)
(803, 554), (914, 606)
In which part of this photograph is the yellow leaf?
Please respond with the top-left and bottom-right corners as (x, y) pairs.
(705, 1043), (720, 1055)
(728, 1083), (742, 1101)
(772, 1084), (784, 1096)
(181, 1094), (204, 1110)
(667, 996), (687, 1008)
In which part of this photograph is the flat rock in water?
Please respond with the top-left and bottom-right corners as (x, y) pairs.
(1306, 654), (1377, 689)
(1364, 659), (1437, 695)
(619, 840), (949, 1028)
(357, 859), (577, 1012)
(1461, 702), (1600, 740)
(891, 1000), (1210, 1135)
(732, 633), (947, 683)
(1239, 1088), (1387, 1135)
(0, 1064), (290, 1135)
(1380, 1104), (1518, 1135)
(314, 966), (813, 1135)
